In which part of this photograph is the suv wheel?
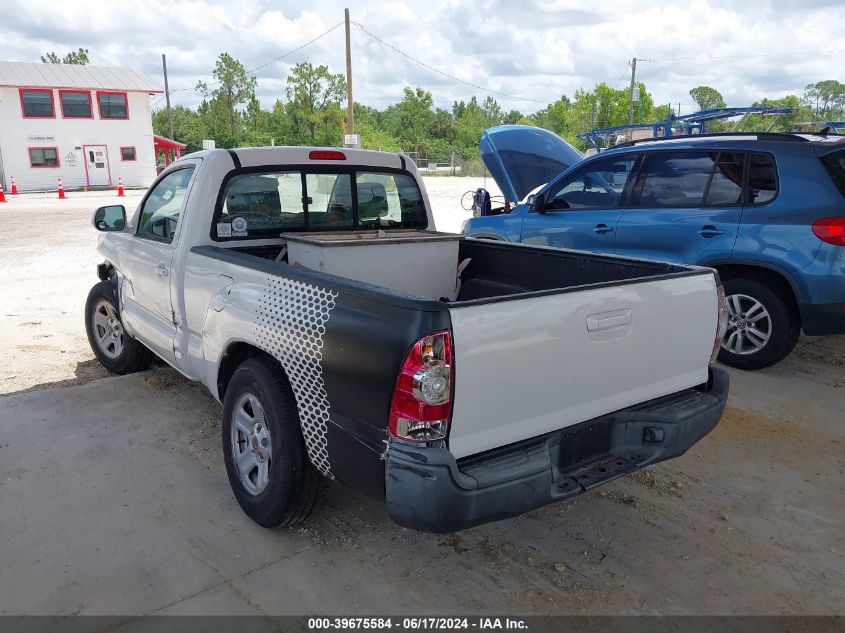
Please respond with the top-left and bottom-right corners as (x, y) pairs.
(717, 277), (799, 370)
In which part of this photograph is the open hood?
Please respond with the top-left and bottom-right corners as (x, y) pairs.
(480, 125), (584, 203)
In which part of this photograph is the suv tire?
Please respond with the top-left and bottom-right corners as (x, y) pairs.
(718, 277), (799, 370)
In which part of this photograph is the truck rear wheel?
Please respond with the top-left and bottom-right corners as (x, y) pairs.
(85, 281), (152, 374)
(717, 277), (799, 370)
(222, 357), (320, 528)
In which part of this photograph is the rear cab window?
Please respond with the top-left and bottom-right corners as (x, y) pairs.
(213, 169), (427, 240)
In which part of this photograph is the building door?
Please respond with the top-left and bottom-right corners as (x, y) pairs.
(84, 145), (111, 187)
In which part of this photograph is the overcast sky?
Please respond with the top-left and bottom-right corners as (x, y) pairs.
(1, 0), (843, 115)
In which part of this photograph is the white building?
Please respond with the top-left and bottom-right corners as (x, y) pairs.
(0, 61), (163, 192)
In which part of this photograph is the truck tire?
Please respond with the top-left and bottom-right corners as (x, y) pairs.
(85, 281), (153, 374)
(222, 357), (320, 528)
(717, 277), (799, 370)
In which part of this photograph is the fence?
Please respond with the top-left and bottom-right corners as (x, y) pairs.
(402, 152), (490, 178)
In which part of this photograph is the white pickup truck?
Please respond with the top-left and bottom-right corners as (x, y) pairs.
(86, 146), (729, 533)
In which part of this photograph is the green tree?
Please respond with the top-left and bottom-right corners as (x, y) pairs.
(746, 95), (810, 132)
(689, 86), (726, 111)
(41, 48), (90, 64)
(285, 62), (346, 144)
(196, 53), (257, 138)
(503, 109), (526, 125)
(400, 88), (437, 153)
(357, 121), (402, 152)
(152, 105), (206, 153)
(802, 80), (845, 120)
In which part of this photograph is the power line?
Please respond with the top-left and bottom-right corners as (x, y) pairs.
(244, 21), (344, 75)
(352, 21), (544, 104)
(151, 21), (344, 110)
(641, 48), (840, 63)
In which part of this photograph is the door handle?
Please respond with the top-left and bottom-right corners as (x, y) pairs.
(698, 225), (724, 238)
(593, 223), (614, 234)
(155, 263), (169, 277)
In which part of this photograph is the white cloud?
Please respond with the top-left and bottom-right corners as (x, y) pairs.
(0, 0), (842, 115)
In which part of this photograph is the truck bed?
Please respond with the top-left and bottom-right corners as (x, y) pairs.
(227, 236), (701, 304)
(193, 236), (717, 461)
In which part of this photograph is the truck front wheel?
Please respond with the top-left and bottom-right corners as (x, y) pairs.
(222, 357), (320, 528)
(85, 281), (152, 374)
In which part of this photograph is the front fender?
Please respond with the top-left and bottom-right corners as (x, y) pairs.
(462, 215), (523, 242)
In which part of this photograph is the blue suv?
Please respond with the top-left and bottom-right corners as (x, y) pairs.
(464, 126), (845, 369)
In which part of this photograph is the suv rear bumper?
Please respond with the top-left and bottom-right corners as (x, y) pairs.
(801, 303), (845, 336)
(385, 367), (729, 533)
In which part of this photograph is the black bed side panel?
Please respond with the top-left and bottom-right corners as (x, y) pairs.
(320, 293), (451, 499)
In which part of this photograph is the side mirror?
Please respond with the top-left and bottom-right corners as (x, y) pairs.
(93, 205), (126, 232)
(532, 192), (547, 213)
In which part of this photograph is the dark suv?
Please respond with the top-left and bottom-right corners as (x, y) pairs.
(464, 127), (845, 369)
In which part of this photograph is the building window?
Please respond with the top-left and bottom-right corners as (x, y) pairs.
(97, 92), (128, 119)
(20, 90), (55, 118)
(29, 147), (59, 168)
(121, 146), (137, 161)
(59, 91), (92, 118)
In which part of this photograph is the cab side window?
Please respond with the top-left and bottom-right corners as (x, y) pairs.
(545, 156), (638, 211)
(138, 167), (195, 241)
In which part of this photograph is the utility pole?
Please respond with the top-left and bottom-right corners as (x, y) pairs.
(344, 8), (355, 144)
(162, 54), (174, 139)
(628, 57), (637, 125)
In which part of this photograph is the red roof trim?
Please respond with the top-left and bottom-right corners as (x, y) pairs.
(154, 135), (187, 150)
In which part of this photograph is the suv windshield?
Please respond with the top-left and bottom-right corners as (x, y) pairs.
(214, 169), (427, 240)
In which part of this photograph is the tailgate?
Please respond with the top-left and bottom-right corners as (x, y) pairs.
(446, 272), (719, 459)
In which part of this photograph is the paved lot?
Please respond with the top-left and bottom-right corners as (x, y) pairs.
(0, 184), (843, 615)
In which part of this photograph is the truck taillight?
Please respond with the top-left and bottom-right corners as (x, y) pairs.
(812, 217), (845, 246)
(711, 283), (729, 364)
(389, 331), (453, 442)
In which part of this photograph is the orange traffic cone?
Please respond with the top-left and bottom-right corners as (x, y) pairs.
(57, 178), (66, 199)
(10, 176), (18, 195)
(117, 177), (124, 197)
(0, 183), (6, 203)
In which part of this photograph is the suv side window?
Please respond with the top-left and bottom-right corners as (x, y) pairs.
(704, 152), (745, 206)
(637, 151), (717, 208)
(138, 166), (195, 241)
(821, 150), (845, 197)
(746, 153), (778, 205)
(544, 155), (639, 211)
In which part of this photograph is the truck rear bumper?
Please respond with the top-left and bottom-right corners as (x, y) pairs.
(385, 367), (729, 533)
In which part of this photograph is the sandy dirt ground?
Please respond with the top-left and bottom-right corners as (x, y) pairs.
(0, 180), (843, 615)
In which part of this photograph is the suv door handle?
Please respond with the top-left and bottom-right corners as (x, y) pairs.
(593, 223), (614, 234)
(155, 263), (169, 277)
(698, 225), (724, 238)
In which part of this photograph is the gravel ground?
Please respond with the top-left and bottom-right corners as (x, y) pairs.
(0, 179), (843, 615)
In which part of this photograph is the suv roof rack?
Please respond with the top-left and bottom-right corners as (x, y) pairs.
(613, 132), (811, 149)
